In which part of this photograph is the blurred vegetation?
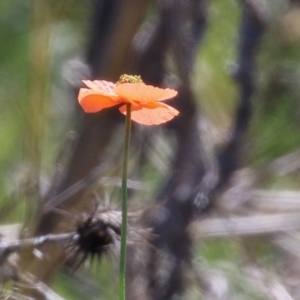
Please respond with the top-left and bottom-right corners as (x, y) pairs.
(1, 0), (300, 299)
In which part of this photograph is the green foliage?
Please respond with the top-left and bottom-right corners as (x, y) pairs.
(195, 0), (239, 127)
(54, 259), (118, 300)
(249, 22), (300, 166)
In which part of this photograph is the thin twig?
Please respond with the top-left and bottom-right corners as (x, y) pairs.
(189, 213), (300, 238)
(0, 232), (76, 264)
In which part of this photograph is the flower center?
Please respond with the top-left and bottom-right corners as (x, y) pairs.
(117, 74), (144, 84)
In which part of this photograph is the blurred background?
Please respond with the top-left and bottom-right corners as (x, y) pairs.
(1, 0), (300, 299)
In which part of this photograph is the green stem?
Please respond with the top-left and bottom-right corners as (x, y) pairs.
(119, 104), (131, 300)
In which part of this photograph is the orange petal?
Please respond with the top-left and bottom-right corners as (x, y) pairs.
(83, 80), (119, 99)
(119, 102), (179, 125)
(116, 83), (177, 104)
(78, 88), (119, 113)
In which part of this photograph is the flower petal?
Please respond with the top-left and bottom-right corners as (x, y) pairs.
(83, 80), (118, 98)
(116, 83), (177, 104)
(119, 102), (179, 125)
(78, 88), (119, 113)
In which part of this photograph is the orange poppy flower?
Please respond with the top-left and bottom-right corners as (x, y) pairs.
(78, 75), (179, 125)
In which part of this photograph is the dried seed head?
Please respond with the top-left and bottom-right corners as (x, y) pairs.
(76, 217), (114, 256)
(73, 212), (121, 262)
(68, 208), (151, 268)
